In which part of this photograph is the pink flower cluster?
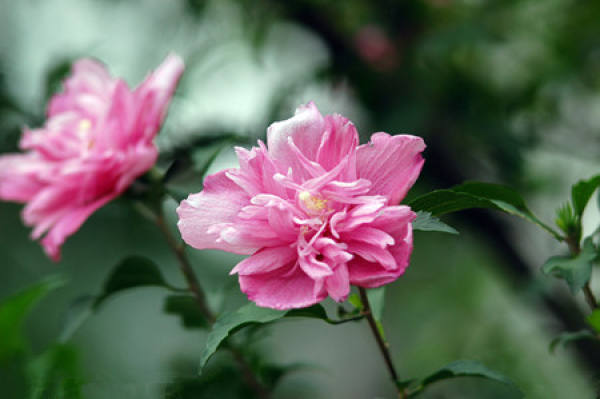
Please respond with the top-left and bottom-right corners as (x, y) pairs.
(178, 103), (425, 309)
(0, 55), (184, 260)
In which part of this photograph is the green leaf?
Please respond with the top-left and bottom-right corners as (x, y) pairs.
(571, 175), (600, 217)
(541, 237), (597, 293)
(411, 360), (522, 398)
(58, 295), (95, 343)
(367, 287), (386, 321)
(199, 304), (285, 373)
(27, 344), (84, 399)
(94, 256), (171, 309)
(549, 330), (596, 353)
(60, 257), (177, 341)
(0, 275), (65, 362)
(199, 303), (361, 372)
(408, 182), (561, 240)
(586, 309), (600, 333)
(164, 295), (210, 329)
(412, 211), (459, 235)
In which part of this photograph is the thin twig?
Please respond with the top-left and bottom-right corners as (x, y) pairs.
(155, 212), (215, 323)
(151, 206), (270, 399)
(359, 288), (406, 399)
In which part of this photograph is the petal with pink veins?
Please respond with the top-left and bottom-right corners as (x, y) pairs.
(357, 133), (425, 204)
(177, 170), (256, 254)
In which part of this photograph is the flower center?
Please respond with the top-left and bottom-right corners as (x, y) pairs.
(299, 191), (328, 214)
(78, 119), (92, 131)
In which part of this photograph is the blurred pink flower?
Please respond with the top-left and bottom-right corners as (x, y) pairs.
(0, 54), (184, 261)
(178, 103), (425, 309)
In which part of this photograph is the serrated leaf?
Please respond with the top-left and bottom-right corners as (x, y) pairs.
(549, 330), (596, 353)
(586, 309), (600, 333)
(0, 275), (65, 362)
(571, 175), (600, 217)
(411, 360), (522, 398)
(94, 256), (170, 309)
(164, 295), (209, 329)
(27, 344), (84, 399)
(198, 304), (284, 373)
(408, 182), (561, 240)
(412, 211), (459, 235)
(541, 237), (597, 293)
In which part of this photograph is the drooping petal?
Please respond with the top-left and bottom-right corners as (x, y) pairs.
(325, 264), (350, 302)
(356, 133), (425, 204)
(177, 170), (255, 254)
(238, 263), (326, 310)
(39, 195), (113, 261)
(347, 257), (406, 288)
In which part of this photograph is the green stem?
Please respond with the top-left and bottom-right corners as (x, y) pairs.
(359, 288), (407, 399)
(566, 236), (598, 311)
(149, 205), (270, 399)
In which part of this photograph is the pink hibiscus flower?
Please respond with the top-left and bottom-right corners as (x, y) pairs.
(177, 103), (425, 309)
(0, 54), (184, 261)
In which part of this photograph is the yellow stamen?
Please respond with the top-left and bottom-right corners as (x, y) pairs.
(299, 191), (328, 213)
(78, 119), (92, 131)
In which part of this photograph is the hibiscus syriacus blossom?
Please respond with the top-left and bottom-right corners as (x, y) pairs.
(0, 54), (184, 261)
(177, 103), (425, 309)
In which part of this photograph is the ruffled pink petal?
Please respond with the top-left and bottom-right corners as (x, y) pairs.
(40, 195), (113, 261)
(177, 170), (256, 254)
(325, 264), (350, 302)
(348, 208), (414, 288)
(48, 58), (114, 120)
(267, 102), (325, 163)
(316, 114), (359, 174)
(0, 154), (47, 202)
(347, 257), (406, 288)
(238, 263), (326, 310)
(231, 246), (296, 276)
(132, 54), (184, 142)
(356, 133), (425, 204)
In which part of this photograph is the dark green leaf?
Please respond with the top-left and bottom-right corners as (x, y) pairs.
(0, 275), (65, 362)
(541, 237), (597, 293)
(198, 304), (284, 373)
(549, 330), (596, 353)
(571, 175), (600, 217)
(164, 295), (210, 329)
(412, 211), (459, 235)
(586, 309), (600, 333)
(412, 360), (522, 398)
(27, 344), (84, 399)
(94, 256), (170, 309)
(408, 182), (561, 240)
(58, 295), (95, 343)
